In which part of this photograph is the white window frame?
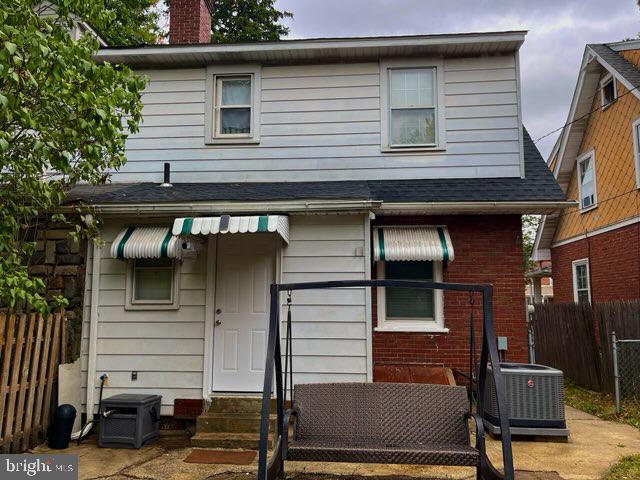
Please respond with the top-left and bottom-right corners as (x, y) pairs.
(375, 260), (447, 333)
(572, 258), (591, 304)
(632, 116), (640, 189)
(379, 58), (446, 152)
(125, 258), (181, 310)
(577, 150), (597, 212)
(205, 64), (261, 145)
(600, 73), (617, 109)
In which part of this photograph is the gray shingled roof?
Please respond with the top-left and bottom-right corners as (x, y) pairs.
(66, 127), (565, 205)
(588, 43), (640, 90)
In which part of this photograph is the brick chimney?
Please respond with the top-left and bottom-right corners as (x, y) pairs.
(169, 0), (214, 44)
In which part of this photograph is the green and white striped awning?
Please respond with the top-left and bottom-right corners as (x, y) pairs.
(111, 226), (181, 260)
(172, 215), (289, 244)
(373, 226), (454, 262)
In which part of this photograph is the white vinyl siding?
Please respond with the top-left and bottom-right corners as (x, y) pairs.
(81, 221), (206, 416)
(114, 55), (522, 182)
(281, 215), (369, 384)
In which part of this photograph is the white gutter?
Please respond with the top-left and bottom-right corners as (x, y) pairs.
(85, 243), (101, 419)
(63, 199), (575, 216)
(95, 31), (526, 60)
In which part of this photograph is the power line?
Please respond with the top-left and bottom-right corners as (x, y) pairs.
(533, 84), (640, 145)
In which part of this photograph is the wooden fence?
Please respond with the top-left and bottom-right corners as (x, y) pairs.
(533, 301), (640, 392)
(0, 311), (64, 453)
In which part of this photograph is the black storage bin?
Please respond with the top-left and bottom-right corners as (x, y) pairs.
(99, 394), (161, 448)
(48, 404), (77, 449)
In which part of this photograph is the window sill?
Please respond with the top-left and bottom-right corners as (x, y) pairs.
(579, 204), (598, 214)
(375, 325), (449, 334)
(205, 138), (260, 146)
(381, 145), (446, 154)
(125, 303), (180, 311)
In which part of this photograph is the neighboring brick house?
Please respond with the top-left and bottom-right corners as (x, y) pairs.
(533, 40), (640, 303)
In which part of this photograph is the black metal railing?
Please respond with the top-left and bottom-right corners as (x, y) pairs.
(257, 280), (514, 480)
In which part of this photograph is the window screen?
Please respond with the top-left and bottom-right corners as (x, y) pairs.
(385, 261), (434, 319)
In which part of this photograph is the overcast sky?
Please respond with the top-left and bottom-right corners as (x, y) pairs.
(276, 0), (640, 158)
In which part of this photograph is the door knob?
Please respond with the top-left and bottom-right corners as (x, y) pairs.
(215, 319), (222, 326)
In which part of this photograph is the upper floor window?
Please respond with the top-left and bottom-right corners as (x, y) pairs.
(632, 117), (640, 188)
(205, 65), (261, 145)
(600, 73), (617, 109)
(215, 76), (252, 137)
(380, 60), (445, 151)
(572, 258), (591, 304)
(577, 150), (597, 211)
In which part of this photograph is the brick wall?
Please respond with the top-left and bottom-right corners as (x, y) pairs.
(551, 221), (640, 303)
(372, 215), (528, 381)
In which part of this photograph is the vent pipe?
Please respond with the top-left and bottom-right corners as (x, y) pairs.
(160, 162), (173, 187)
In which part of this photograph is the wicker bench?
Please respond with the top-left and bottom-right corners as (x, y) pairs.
(283, 382), (494, 476)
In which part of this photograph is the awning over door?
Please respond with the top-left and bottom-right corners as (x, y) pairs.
(111, 226), (181, 260)
(373, 226), (454, 262)
(172, 215), (289, 244)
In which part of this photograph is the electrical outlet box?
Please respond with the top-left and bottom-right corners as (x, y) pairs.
(497, 336), (508, 351)
(131, 371), (138, 381)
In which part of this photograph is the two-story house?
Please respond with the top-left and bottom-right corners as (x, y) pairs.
(533, 40), (640, 304)
(68, 0), (568, 446)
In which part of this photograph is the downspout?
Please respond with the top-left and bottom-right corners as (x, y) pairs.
(85, 243), (102, 419)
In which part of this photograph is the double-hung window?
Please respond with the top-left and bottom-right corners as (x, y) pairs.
(205, 65), (261, 144)
(215, 76), (252, 137)
(389, 68), (437, 146)
(380, 60), (445, 151)
(572, 259), (591, 304)
(600, 73), (617, 109)
(577, 151), (597, 211)
(632, 117), (640, 188)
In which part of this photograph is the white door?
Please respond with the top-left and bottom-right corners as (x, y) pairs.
(213, 234), (276, 392)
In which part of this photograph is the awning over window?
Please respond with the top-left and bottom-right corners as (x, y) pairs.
(172, 215), (289, 244)
(111, 226), (181, 260)
(373, 226), (454, 262)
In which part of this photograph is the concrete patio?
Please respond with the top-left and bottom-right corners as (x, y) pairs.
(32, 406), (640, 480)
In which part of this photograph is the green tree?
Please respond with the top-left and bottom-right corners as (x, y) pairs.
(94, 0), (163, 46)
(211, 0), (293, 43)
(0, 0), (145, 311)
(522, 215), (540, 271)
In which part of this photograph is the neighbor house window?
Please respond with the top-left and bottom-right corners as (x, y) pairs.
(572, 259), (591, 304)
(126, 258), (180, 310)
(205, 65), (261, 144)
(380, 60), (445, 151)
(600, 73), (617, 108)
(577, 151), (597, 211)
(632, 117), (640, 188)
(376, 260), (445, 332)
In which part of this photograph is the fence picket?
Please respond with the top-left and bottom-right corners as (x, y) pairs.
(41, 313), (61, 438)
(0, 315), (16, 447)
(3, 314), (27, 453)
(13, 313), (36, 452)
(22, 313), (44, 451)
(31, 314), (53, 446)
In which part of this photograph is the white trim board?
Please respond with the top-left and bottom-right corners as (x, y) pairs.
(551, 215), (640, 248)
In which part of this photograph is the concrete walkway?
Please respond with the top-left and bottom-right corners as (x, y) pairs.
(32, 406), (640, 480)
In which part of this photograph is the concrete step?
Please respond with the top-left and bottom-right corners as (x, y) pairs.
(190, 431), (274, 450)
(196, 413), (276, 434)
(207, 397), (290, 415)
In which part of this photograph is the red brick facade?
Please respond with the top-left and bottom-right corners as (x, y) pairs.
(551, 221), (640, 303)
(169, 0), (212, 45)
(372, 215), (528, 382)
